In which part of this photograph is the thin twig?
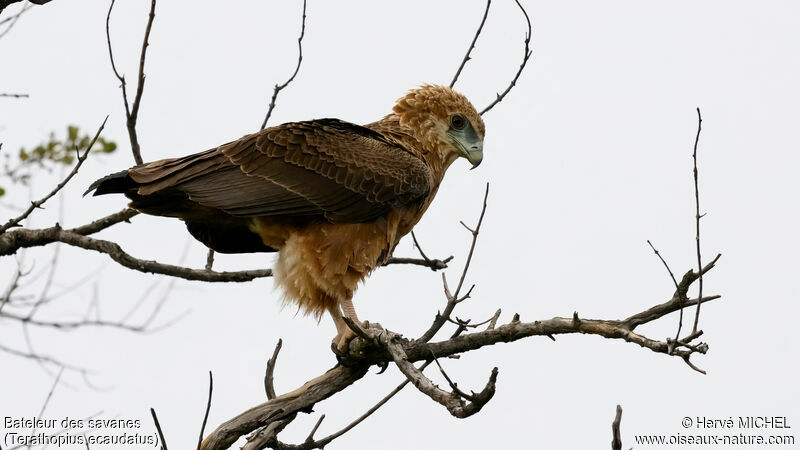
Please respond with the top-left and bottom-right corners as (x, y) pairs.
(384, 255), (452, 271)
(691, 107), (703, 333)
(385, 329), (498, 418)
(646, 239), (684, 345)
(264, 339), (283, 400)
(645, 240), (679, 289)
(450, 0), (491, 88)
(204, 249), (215, 271)
(611, 405), (622, 450)
(410, 231), (431, 261)
(480, 0), (532, 116)
(0, 116), (108, 234)
(260, 0), (307, 130)
(0, 93), (29, 98)
(151, 408), (168, 450)
(418, 183), (489, 343)
(197, 371), (213, 450)
(29, 368), (64, 444)
(287, 360), (438, 450)
(106, 0), (155, 165)
(0, 1), (30, 39)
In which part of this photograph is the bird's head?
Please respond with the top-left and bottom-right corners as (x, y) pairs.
(392, 84), (485, 169)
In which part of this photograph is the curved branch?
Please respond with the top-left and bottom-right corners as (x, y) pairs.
(479, 0), (532, 116)
(260, 0), (307, 130)
(385, 331), (497, 418)
(0, 225), (272, 282)
(449, 0), (491, 88)
(0, 116), (108, 234)
(201, 365), (370, 450)
(202, 268), (720, 448)
(106, 0), (156, 164)
(71, 208), (139, 235)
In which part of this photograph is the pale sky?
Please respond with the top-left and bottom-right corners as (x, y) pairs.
(1, 1), (799, 449)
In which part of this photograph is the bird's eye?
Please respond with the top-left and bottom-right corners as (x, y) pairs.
(450, 115), (466, 130)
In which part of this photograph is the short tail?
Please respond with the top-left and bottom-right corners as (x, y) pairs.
(84, 170), (136, 197)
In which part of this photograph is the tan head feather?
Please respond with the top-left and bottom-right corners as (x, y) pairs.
(392, 84), (485, 153)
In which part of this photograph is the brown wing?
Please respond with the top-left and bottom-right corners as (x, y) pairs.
(127, 118), (432, 223)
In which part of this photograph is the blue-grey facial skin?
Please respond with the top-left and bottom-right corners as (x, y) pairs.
(448, 117), (484, 169)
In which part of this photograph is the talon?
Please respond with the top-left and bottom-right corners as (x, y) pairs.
(332, 327), (357, 353)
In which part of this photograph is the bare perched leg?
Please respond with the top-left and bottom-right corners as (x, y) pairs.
(340, 296), (360, 324)
(328, 302), (357, 352)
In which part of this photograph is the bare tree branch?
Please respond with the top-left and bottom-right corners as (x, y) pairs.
(0, 116), (108, 234)
(646, 239), (686, 342)
(480, 0), (532, 116)
(418, 183), (489, 343)
(388, 336), (497, 418)
(449, 0), (491, 88)
(71, 208), (139, 235)
(264, 339), (283, 400)
(0, 0), (49, 15)
(0, 1), (30, 38)
(0, 93), (29, 98)
(0, 224), (273, 282)
(197, 372), (213, 450)
(204, 249), (215, 271)
(691, 107), (704, 333)
(106, 0), (156, 165)
(202, 270), (720, 449)
(0, 221), (453, 283)
(201, 365), (370, 449)
(151, 407), (169, 450)
(383, 255), (451, 271)
(623, 254), (721, 331)
(611, 405), (622, 450)
(260, 0), (307, 130)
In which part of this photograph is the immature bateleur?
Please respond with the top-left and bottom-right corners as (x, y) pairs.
(87, 84), (485, 350)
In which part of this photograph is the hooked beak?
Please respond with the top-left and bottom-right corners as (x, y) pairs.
(464, 142), (483, 169)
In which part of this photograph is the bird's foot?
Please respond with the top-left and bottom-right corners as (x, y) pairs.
(333, 327), (357, 353)
(332, 320), (385, 354)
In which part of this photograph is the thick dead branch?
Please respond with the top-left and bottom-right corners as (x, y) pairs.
(449, 0), (491, 88)
(260, 0), (307, 130)
(0, 116), (108, 234)
(386, 331), (497, 418)
(202, 269), (720, 448)
(480, 0), (532, 116)
(201, 365), (370, 450)
(0, 220), (452, 282)
(0, 225), (273, 282)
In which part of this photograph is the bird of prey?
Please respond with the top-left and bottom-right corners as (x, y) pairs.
(88, 84), (485, 350)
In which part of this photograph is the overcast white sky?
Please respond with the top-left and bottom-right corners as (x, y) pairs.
(1, 1), (799, 448)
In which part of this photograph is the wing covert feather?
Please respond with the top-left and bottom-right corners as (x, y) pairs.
(128, 119), (431, 223)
